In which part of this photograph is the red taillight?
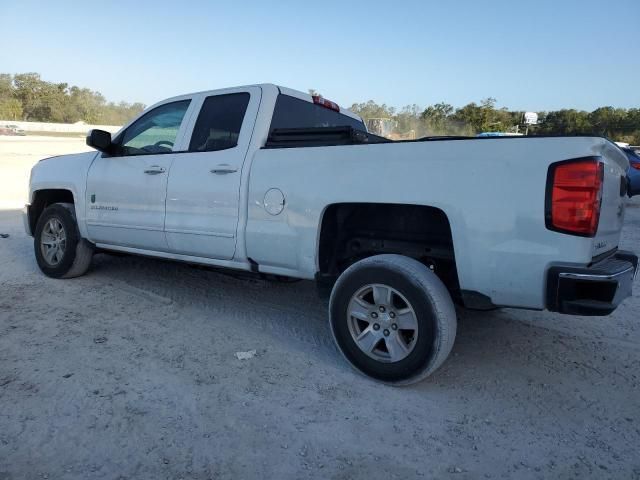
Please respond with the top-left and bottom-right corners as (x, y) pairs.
(312, 95), (340, 112)
(631, 162), (640, 171)
(546, 158), (604, 237)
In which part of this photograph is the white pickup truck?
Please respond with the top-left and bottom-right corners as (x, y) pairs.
(25, 84), (638, 384)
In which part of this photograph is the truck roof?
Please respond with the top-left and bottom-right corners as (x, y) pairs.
(158, 83), (363, 124)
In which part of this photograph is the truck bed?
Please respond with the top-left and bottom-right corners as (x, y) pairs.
(246, 134), (629, 310)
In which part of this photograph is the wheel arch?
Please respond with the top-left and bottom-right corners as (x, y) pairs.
(317, 202), (462, 302)
(28, 188), (76, 235)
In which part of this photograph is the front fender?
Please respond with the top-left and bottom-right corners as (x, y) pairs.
(29, 151), (98, 238)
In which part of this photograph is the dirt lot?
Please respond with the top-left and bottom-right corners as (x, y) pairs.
(1, 137), (639, 479)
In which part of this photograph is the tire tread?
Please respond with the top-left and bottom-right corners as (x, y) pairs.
(329, 254), (457, 385)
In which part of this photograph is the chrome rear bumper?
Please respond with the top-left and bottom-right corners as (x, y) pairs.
(546, 251), (638, 316)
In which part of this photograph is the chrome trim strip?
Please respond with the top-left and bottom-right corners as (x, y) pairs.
(87, 221), (163, 232)
(165, 228), (234, 238)
(86, 222), (233, 238)
(94, 243), (251, 270)
(559, 265), (635, 281)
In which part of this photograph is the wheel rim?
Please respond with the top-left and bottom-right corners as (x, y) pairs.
(346, 283), (419, 363)
(40, 217), (66, 266)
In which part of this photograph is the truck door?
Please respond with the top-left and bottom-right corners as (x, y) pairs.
(164, 86), (261, 259)
(85, 99), (193, 251)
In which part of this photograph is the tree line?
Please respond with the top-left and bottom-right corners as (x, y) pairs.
(0, 73), (145, 125)
(1, 73), (638, 144)
(348, 97), (640, 144)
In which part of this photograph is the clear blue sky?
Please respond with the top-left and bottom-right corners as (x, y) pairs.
(1, 0), (638, 111)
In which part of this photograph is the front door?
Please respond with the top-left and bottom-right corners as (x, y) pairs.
(164, 87), (261, 259)
(86, 99), (192, 251)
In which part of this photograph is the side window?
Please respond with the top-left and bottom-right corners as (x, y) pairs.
(119, 100), (190, 156)
(188, 93), (250, 152)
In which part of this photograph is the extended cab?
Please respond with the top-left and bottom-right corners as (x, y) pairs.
(24, 84), (638, 384)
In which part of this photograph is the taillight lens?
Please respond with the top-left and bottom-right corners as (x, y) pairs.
(546, 158), (604, 237)
(631, 162), (640, 171)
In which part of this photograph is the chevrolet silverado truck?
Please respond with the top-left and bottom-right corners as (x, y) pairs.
(24, 84), (639, 384)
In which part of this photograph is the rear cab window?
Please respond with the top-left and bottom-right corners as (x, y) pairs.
(269, 94), (365, 135)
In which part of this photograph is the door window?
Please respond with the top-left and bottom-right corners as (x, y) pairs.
(119, 100), (191, 156)
(189, 93), (250, 152)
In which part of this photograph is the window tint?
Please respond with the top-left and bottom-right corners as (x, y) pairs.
(189, 93), (250, 152)
(269, 94), (365, 134)
(120, 100), (190, 156)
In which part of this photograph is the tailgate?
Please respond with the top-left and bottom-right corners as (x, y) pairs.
(593, 140), (629, 258)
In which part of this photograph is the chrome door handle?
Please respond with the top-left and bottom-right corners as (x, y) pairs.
(144, 166), (165, 175)
(210, 164), (238, 174)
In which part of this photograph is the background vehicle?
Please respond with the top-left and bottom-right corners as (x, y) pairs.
(1, 124), (26, 135)
(620, 146), (640, 195)
(476, 132), (523, 137)
(23, 84), (638, 384)
(8, 124), (26, 135)
(367, 118), (416, 140)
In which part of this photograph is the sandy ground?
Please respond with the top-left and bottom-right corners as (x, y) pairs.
(0, 137), (639, 479)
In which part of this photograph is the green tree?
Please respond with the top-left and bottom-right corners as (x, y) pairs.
(0, 97), (23, 120)
(4, 72), (144, 124)
(589, 107), (627, 137)
(421, 102), (454, 133)
(537, 109), (592, 135)
(349, 100), (396, 122)
(0, 73), (13, 99)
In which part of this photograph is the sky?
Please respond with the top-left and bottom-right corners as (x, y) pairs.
(1, 0), (639, 112)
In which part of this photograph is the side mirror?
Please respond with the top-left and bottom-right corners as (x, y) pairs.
(86, 129), (113, 154)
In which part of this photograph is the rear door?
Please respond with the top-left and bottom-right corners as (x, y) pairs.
(164, 86), (261, 259)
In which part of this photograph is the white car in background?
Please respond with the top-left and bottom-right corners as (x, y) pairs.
(3, 124), (26, 135)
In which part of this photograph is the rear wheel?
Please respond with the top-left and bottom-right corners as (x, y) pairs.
(34, 203), (94, 278)
(329, 254), (457, 385)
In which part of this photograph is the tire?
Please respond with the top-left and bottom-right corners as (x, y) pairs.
(34, 203), (94, 279)
(329, 254), (457, 385)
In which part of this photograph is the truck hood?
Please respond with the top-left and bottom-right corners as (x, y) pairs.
(32, 151), (98, 179)
(37, 150), (98, 166)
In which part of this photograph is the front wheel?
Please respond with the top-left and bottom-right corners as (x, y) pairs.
(34, 203), (94, 278)
(329, 254), (457, 385)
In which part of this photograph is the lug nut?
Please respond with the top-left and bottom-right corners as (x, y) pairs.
(391, 324), (398, 330)
(379, 306), (386, 313)
(371, 312), (378, 319)
(383, 329), (390, 336)
(389, 311), (396, 319)
(373, 323), (380, 331)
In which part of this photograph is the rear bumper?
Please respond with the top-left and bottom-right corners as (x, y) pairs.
(547, 251), (638, 316)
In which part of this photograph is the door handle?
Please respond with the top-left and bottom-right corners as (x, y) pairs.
(144, 166), (166, 175)
(210, 164), (238, 174)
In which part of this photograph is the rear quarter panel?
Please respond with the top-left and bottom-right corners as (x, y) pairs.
(245, 136), (623, 309)
(593, 141), (628, 257)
